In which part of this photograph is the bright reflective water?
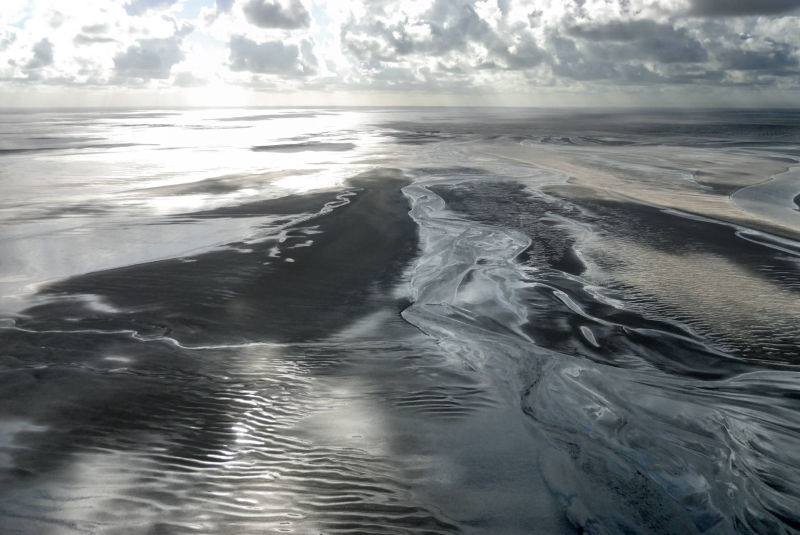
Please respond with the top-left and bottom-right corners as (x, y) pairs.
(1, 108), (800, 534)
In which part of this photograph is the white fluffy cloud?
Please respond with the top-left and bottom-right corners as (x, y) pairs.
(0, 0), (798, 104)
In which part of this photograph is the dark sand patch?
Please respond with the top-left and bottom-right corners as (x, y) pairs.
(0, 169), (440, 533)
(218, 112), (322, 122)
(26, 168), (417, 345)
(0, 143), (144, 156)
(252, 142), (356, 153)
(175, 190), (343, 219)
(390, 131), (451, 145)
(126, 170), (319, 198)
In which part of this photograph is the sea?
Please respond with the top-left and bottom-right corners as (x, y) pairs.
(1, 107), (799, 534)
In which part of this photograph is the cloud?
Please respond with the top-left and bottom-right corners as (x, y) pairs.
(567, 20), (708, 63)
(548, 32), (616, 81)
(423, 0), (495, 55)
(717, 44), (799, 73)
(81, 24), (110, 34)
(26, 39), (53, 70)
(74, 34), (116, 45)
(242, 0), (310, 29)
(689, 0), (800, 17)
(124, 0), (180, 16)
(228, 35), (316, 75)
(548, 16), (800, 86)
(49, 11), (65, 29)
(0, 31), (15, 52)
(216, 0), (235, 13)
(173, 71), (207, 87)
(73, 23), (116, 46)
(500, 38), (547, 69)
(1, 0), (800, 103)
(114, 37), (184, 79)
(300, 39), (317, 70)
(341, 0), (512, 72)
(336, 0), (799, 91)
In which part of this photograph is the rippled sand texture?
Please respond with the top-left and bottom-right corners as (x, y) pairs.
(1, 108), (800, 534)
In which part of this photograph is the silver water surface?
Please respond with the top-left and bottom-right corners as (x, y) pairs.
(2, 108), (800, 534)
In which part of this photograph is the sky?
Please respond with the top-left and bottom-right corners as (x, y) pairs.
(1, 0), (799, 107)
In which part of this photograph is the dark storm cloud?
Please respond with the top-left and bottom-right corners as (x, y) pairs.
(242, 0), (310, 29)
(547, 31), (670, 84)
(26, 39), (53, 70)
(336, 0), (800, 92)
(567, 20), (707, 63)
(661, 69), (726, 84)
(549, 19), (800, 86)
(718, 45), (799, 73)
(689, 0), (800, 16)
(114, 37), (184, 79)
(548, 33), (617, 81)
(228, 35), (316, 75)
(500, 38), (547, 69)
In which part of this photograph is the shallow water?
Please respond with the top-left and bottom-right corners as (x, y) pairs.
(1, 108), (800, 534)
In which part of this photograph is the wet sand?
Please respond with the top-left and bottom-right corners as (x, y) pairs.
(3, 108), (800, 534)
(0, 165), (575, 534)
(0, 167), (455, 534)
(23, 169), (417, 345)
(476, 141), (800, 241)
